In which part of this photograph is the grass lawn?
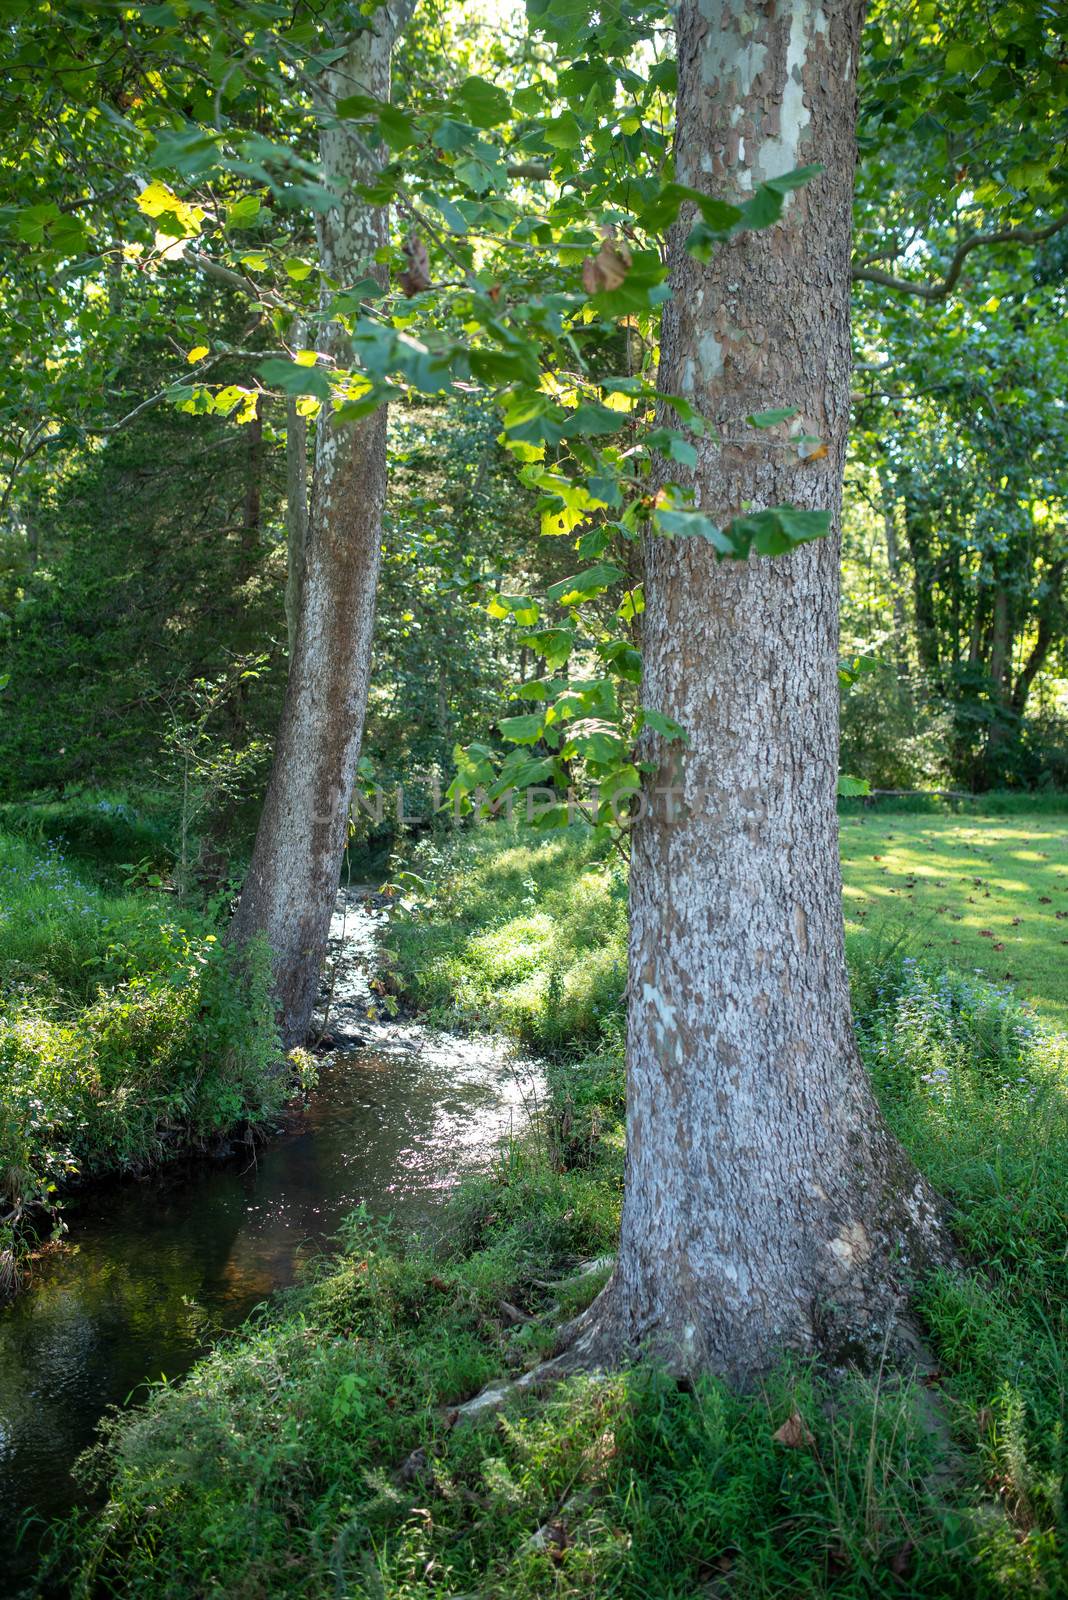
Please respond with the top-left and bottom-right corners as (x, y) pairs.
(381, 811), (1068, 1050)
(841, 814), (1068, 1029)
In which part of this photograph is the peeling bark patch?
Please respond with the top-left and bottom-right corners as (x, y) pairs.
(828, 1221), (872, 1271)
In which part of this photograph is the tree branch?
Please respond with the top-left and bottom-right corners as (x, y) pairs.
(188, 249), (290, 311)
(851, 212), (1068, 302)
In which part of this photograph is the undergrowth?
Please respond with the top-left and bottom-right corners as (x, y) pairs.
(38, 825), (1068, 1598)
(0, 820), (290, 1293)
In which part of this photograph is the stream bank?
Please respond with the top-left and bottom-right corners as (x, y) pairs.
(0, 891), (541, 1588)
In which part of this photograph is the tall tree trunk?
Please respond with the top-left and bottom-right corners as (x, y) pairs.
(569, 0), (951, 1383)
(284, 387), (309, 659)
(980, 570), (1016, 784)
(231, 4), (414, 1045)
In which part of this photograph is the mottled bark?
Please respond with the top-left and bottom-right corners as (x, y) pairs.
(231, 5), (414, 1045)
(569, 0), (952, 1383)
(284, 389), (309, 659)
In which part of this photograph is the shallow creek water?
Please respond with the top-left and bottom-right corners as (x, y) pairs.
(0, 893), (540, 1585)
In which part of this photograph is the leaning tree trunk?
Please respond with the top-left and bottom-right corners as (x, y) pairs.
(571, 0), (953, 1383)
(231, 4), (414, 1045)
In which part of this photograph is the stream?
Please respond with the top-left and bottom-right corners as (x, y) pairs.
(0, 893), (541, 1588)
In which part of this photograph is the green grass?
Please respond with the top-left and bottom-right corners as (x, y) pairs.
(0, 822), (291, 1291)
(381, 826), (627, 1051)
(47, 946), (1068, 1598)
(44, 815), (1068, 1599)
(381, 815), (1068, 1047)
(841, 813), (1068, 1028)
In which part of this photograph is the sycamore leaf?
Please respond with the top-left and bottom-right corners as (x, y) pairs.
(748, 407), (798, 428)
(488, 594), (540, 625)
(547, 564), (624, 607)
(397, 231), (431, 296)
(137, 180), (204, 237)
(499, 712), (545, 745)
(582, 227), (631, 295)
(259, 357), (331, 400)
(773, 1412), (815, 1450)
(639, 707), (688, 743)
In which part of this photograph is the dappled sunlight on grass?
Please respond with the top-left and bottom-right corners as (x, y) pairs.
(841, 815), (1068, 1027)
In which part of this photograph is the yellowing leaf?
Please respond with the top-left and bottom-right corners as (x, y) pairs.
(136, 179), (203, 237)
(294, 349), (320, 367)
(186, 345), (210, 364)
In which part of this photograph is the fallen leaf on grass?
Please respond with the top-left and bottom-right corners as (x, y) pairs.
(773, 1411), (814, 1449)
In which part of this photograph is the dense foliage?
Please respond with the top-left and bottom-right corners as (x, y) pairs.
(2, 0), (1065, 838)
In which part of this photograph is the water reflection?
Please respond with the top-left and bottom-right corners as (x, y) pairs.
(0, 896), (540, 1585)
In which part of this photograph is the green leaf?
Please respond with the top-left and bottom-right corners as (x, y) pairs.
(748, 407), (798, 428)
(517, 628), (575, 669)
(423, 191), (469, 234)
(433, 117), (479, 152)
(654, 506), (736, 554)
(547, 563), (625, 606)
(377, 105), (419, 152)
(456, 76), (512, 129)
(258, 357), (331, 400)
(225, 194), (261, 228)
(726, 505), (830, 557)
(639, 707), (688, 742)
(488, 593), (540, 625)
(638, 182), (742, 235)
(564, 402), (629, 437)
(598, 639), (643, 682)
(542, 110), (583, 149)
(561, 717), (628, 765)
(500, 712), (545, 745)
(737, 165), (822, 232)
(837, 773), (871, 797)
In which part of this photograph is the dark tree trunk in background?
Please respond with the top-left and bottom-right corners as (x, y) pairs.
(231, 3), (415, 1046)
(568, 0), (952, 1383)
(878, 466), (910, 686)
(1013, 556), (1065, 715)
(901, 484), (942, 691)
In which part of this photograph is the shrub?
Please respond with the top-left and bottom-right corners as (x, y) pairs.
(0, 828), (285, 1291)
